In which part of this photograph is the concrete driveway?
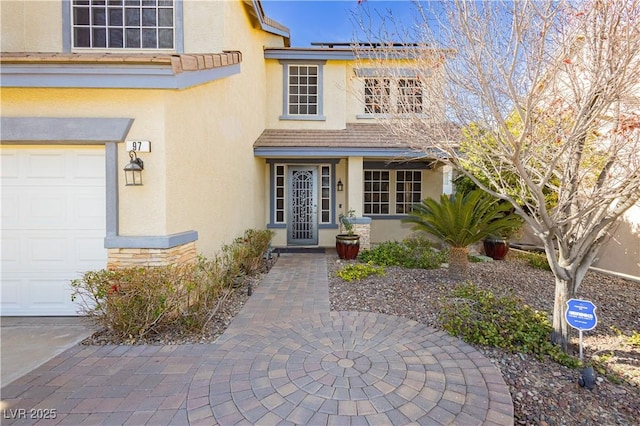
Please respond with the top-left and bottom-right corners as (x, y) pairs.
(0, 316), (94, 386)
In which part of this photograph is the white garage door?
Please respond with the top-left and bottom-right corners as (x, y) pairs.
(1, 146), (107, 316)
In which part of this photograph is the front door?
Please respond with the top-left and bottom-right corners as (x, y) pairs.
(288, 167), (318, 245)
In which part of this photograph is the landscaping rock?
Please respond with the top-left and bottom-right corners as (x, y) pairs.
(328, 255), (640, 425)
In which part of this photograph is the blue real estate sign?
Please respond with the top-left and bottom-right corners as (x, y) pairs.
(565, 299), (598, 331)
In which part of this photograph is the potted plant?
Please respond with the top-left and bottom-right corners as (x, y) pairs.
(402, 190), (523, 279)
(483, 213), (524, 260)
(336, 209), (360, 260)
(483, 234), (510, 260)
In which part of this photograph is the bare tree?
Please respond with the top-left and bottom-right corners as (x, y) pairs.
(353, 0), (640, 351)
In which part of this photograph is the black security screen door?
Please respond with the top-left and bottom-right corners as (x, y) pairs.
(288, 167), (318, 245)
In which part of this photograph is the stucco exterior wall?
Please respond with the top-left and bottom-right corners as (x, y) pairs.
(1, 0), (287, 260)
(346, 74), (366, 121)
(265, 60), (347, 130)
(593, 204), (640, 278)
(183, 0), (225, 53)
(0, 1), (62, 52)
(0, 87), (170, 237)
(517, 203), (640, 280)
(163, 0), (284, 256)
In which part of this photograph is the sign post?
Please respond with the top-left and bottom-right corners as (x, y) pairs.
(565, 298), (598, 389)
(565, 298), (597, 361)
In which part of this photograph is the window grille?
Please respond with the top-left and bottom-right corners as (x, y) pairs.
(72, 0), (174, 49)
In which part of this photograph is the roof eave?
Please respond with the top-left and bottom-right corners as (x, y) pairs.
(253, 146), (430, 158)
(245, 0), (291, 46)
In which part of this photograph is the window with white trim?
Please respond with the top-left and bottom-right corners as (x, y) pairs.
(288, 65), (319, 116)
(364, 171), (390, 215)
(364, 170), (423, 215)
(360, 76), (424, 115)
(320, 166), (331, 223)
(398, 78), (423, 113)
(364, 78), (391, 114)
(72, 0), (175, 49)
(395, 171), (422, 214)
(274, 165), (285, 223)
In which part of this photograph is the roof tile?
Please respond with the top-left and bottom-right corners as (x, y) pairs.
(0, 52), (242, 74)
(254, 123), (453, 149)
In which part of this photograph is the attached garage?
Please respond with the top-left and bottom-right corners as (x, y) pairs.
(1, 117), (133, 316)
(1, 146), (107, 315)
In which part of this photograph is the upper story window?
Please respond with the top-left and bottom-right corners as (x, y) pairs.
(398, 78), (423, 113)
(72, 0), (175, 49)
(280, 60), (326, 121)
(364, 78), (391, 114)
(357, 68), (426, 117)
(288, 65), (318, 115)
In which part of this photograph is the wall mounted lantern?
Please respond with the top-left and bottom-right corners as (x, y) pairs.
(124, 150), (144, 186)
(337, 179), (344, 192)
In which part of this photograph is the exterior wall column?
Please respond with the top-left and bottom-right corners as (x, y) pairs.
(347, 156), (364, 216)
(346, 156), (371, 249)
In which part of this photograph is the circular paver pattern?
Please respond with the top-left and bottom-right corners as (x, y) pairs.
(201, 311), (513, 425)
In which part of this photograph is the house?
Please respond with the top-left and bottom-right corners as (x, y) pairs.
(1, 0), (288, 315)
(257, 42), (452, 249)
(0, 1), (450, 316)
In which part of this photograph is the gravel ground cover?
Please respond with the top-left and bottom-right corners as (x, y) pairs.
(328, 252), (640, 425)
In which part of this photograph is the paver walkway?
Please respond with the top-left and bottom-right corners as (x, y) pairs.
(0, 254), (513, 425)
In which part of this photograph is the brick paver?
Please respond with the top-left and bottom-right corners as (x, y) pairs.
(0, 254), (513, 425)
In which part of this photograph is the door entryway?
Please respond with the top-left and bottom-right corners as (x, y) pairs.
(287, 167), (318, 245)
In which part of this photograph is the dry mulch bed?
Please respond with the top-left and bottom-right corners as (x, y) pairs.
(328, 253), (640, 425)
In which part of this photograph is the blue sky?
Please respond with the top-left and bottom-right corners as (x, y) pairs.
(262, 1), (423, 47)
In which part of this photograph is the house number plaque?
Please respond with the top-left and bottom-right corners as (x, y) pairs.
(126, 140), (151, 152)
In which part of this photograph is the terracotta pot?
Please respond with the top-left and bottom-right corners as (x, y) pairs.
(336, 234), (360, 260)
(483, 237), (510, 260)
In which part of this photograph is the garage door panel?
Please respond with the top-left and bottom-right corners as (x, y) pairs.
(75, 152), (105, 178)
(1, 151), (19, 178)
(1, 274), (82, 316)
(27, 194), (69, 227)
(0, 279), (21, 307)
(76, 237), (108, 264)
(31, 279), (70, 305)
(1, 193), (19, 228)
(0, 237), (20, 264)
(29, 237), (68, 263)
(26, 152), (67, 179)
(1, 147), (106, 316)
(73, 192), (105, 225)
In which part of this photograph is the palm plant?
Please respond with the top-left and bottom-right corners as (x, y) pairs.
(402, 189), (523, 280)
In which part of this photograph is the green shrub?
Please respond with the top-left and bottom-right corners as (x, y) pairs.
(358, 236), (446, 269)
(71, 264), (207, 338)
(336, 262), (385, 282)
(627, 331), (640, 347)
(71, 228), (274, 339)
(234, 229), (274, 276)
(513, 250), (551, 270)
(525, 252), (551, 270)
(439, 283), (580, 368)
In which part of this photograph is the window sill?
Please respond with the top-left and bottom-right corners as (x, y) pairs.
(365, 215), (410, 220)
(279, 115), (327, 121)
(356, 113), (429, 119)
(71, 48), (177, 53)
